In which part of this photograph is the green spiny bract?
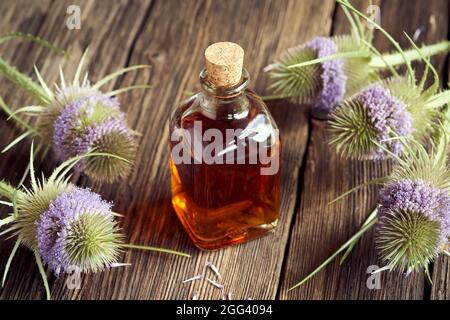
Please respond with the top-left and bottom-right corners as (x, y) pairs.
(376, 209), (441, 273)
(65, 213), (123, 274)
(0, 50), (149, 183)
(267, 35), (376, 107)
(329, 76), (441, 160)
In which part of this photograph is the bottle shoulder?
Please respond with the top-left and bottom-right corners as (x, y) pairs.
(170, 90), (278, 132)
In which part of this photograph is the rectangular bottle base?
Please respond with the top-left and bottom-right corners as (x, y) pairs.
(172, 200), (278, 250)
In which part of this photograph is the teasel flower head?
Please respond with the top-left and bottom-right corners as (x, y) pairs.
(288, 112), (450, 291)
(265, 36), (350, 113)
(264, 0), (450, 116)
(0, 49), (150, 183)
(329, 20), (450, 161)
(329, 77), (431, 160)
(376, 179), (450, 273)
(50, 91), (135, 181)
(0, 147), (189, 299)
(36, 187), (122, 276)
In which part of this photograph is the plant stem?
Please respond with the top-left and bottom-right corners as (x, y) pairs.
(0, 57), (49, 104)
(338, 0), (414, 78)
(340, 207), (379, 264)
(35, 252), (51, 300)
(261, 94), (291, 101)
(288, 214), (378, 291)
(122, 243), (191, 258)
(370, 41), (450, 69)
(0, 180), (16, 201)
(0, 32), (65, 55)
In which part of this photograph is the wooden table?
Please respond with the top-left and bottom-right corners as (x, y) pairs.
(0, 0), (448, 300)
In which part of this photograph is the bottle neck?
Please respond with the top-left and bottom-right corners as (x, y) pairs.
(199, 68), (250, 119)
(200, 68), (250, 98)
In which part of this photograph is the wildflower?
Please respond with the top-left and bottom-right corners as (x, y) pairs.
(36, 187), (119, 276)
(0, 147), (190, 299)
(329, 77), (434, 159)
(0, 49), (150, 182)
(289, 121), (450, 290)
(329, 1), (450, 159)
(265, 0), (450, 116)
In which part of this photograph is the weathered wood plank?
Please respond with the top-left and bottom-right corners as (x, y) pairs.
(431, 61), (450, 301)
(279, 0), (449, 299)
(0, 0), (153, 300)
(49, 0), (334, 300)
(0, 0), (55, 301)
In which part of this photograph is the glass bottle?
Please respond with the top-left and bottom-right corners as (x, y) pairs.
(169, 42), (281, 250)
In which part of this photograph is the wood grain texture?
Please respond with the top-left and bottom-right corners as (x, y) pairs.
(279, 0), (449, 300)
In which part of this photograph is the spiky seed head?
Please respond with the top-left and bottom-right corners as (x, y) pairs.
(268, 37), (346, 110)
(386, 77), (439, 142)
(332, 35), (377, 97)
(45, 91), (136, 182)
(379, 179), (450, 240)
(376, 209), (441, 273)
(14, 180), (71, 250)
(36, 187), (122, 275)
(85, 130), (136, 182)
(267, 35), (379, 113)
(268, 45), (323, 103)
(64, 213), (123, 274)
(329, 83), (413, 160)
(38, 86), (98, 141)
(329, 97), (380, 159)
(376, 179), (450, 272)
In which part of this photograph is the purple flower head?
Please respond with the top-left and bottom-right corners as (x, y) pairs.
(53, 92), (133, 161)
(305, 37), (347, 112)
(354, 84), (413, 159)
(379, 179), (450, 247)
(36, 187), (113, 275)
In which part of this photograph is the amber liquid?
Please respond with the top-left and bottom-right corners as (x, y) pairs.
(170, 91), (280, 250)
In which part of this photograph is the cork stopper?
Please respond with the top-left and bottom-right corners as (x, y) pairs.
(204, 42), (244, 88)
